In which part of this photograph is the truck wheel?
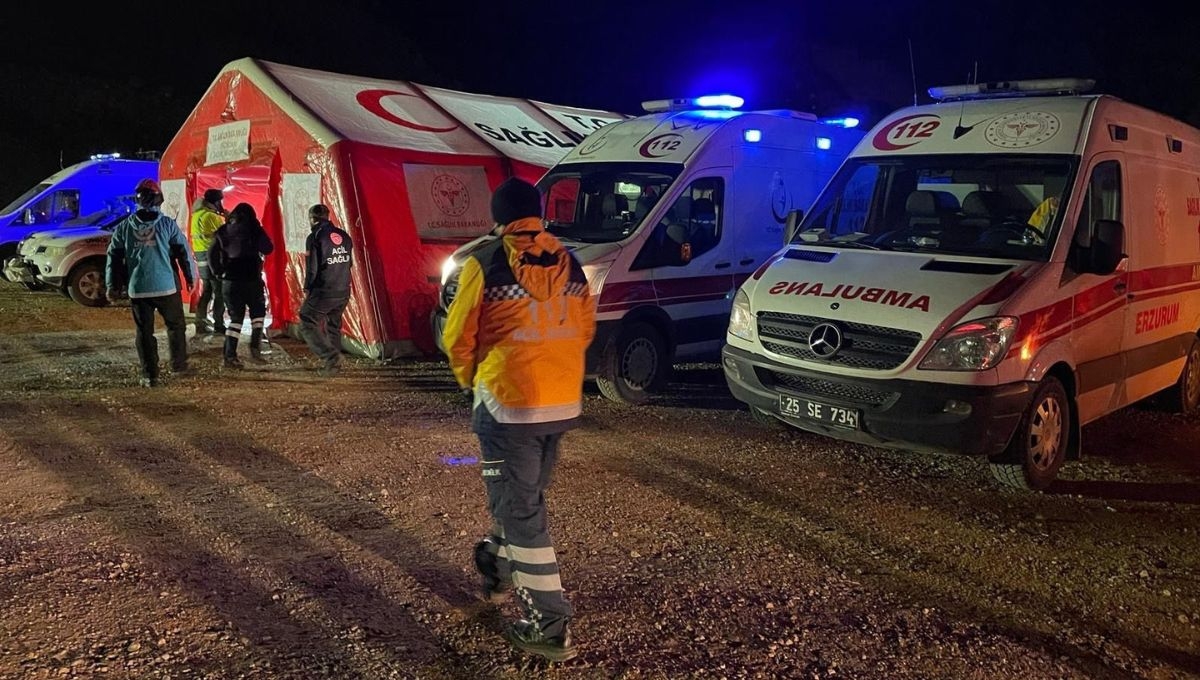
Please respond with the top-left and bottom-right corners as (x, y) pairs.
(67, 261), (108, 307)
(989, 376), (1069, 491)
(749, 406), (783, 428)
(1162, 336), (1200, 415)
(596, 322), (668, 404)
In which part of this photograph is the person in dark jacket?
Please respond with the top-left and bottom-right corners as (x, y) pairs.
(208, 202), (274, 369)
(299, 204), (352, 376)
(105, 178), (196, 387)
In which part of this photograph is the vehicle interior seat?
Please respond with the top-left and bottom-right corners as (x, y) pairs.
(600, 193), (626, 231)
(905, 189), (960, 229)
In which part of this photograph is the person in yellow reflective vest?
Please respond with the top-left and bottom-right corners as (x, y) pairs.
(443, 177), (596, 662)
(190, 189), (226, 334)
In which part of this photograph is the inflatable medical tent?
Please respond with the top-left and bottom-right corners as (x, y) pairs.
(160, 58), (627, 358)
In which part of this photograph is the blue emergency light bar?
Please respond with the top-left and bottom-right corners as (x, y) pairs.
(821, 117), (860, 128)
(642, 94), (745, 113)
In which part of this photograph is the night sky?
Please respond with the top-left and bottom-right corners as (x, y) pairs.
(2, 1), (1198, 200)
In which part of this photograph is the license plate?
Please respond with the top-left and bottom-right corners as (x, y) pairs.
(778, 394), (860, 429)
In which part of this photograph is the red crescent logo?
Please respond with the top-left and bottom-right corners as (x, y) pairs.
(872, 114), (941, 151)
(356, 89), (459, 133)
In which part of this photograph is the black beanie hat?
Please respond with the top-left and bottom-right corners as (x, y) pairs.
(490, 178), (542, 226)
(203, 189), (224, 204)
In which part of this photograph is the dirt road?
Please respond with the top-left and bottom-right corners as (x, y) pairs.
(0, 283), (1197, 679)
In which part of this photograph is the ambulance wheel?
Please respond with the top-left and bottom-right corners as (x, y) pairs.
(67, 261), (108, 307)
(596, 322), (668, 404)
(750, 406), (783, 428)
(1162, 336), (1200, 415)
(989, 376), (1069, 491)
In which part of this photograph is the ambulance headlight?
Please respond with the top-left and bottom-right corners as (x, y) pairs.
(728, 289), (754, 341)
(919, 317), (1017, 371)
(440, 257), (458, 286)
(582, 261), (612, 296)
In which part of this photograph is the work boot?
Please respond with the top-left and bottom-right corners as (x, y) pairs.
(317, 358), (341, 377)
(504, 620), (576, 662)
(138, 376), (159, 388)
(473, 538), (512, 604)
(248, 329), (267, 364)
(223, 337), (242, 369)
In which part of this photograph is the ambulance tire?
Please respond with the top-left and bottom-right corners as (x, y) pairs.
(989, 376), (1069, 491)
(749, 406), (784, 428)
(1162, 336), (1200, 415)
(67, 260), (108, 307)
(596, 322), (668, 404)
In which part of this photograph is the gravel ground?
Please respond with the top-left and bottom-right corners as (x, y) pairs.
(0, 282), (1197, 679)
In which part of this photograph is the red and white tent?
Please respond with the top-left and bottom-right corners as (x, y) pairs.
(160, 58), (627, 358)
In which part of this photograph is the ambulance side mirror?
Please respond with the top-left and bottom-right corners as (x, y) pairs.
(783, 208), (804, 243)
(1089, 219), (1125, 275)
(22, 208), (33, 225)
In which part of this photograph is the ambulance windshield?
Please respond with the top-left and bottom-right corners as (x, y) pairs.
(1, 183), (51, 216)
(538, 162), (683, 244)
(795, 154), (1076, 260)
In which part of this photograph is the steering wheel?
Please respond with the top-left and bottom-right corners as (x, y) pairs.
(983, 220), (1045, 246)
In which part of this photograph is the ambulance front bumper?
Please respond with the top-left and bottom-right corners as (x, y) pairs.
(722, 344), (1034, 457)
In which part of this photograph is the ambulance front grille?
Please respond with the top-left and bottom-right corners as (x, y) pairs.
(756, 312), (921, 370)
(760, 369), (897, 408)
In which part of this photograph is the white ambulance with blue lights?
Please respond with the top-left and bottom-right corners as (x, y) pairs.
(723, 78), (1200, 490)
(434, 95), (863, 403)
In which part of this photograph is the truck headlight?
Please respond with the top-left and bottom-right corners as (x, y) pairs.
(440, 257), (458, 286)
(728, 289), (754, 341)
(919, 317), (1017, 371)
(581, 262), (612, 296)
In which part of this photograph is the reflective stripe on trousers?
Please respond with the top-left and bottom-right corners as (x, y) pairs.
(479, 430), (571, 638)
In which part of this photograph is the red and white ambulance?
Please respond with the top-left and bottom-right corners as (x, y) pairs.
(722, 78), (1200, 489)
(436, 96), (863, 403)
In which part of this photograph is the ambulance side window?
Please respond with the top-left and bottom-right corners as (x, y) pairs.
(631, 177), (724, 270)
(1069, 161), (1122, 272)
(22, 190), (80, 225)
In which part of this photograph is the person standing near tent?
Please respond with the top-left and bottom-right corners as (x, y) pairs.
(441, 178), (595, 662)
(299, 204), (352, 376)
(209, 202), (274, 369)
(105, 178), (196, 387)
(190, 189), (226, 334)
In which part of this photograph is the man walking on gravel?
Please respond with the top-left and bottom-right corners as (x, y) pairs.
(442, 177), (595, 662)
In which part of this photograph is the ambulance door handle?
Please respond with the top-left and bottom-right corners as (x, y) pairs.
(715, 261), (731, 269)
(739, 258), (755, 266)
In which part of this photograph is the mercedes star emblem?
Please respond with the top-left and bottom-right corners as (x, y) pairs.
(808, 322), (844, 358)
